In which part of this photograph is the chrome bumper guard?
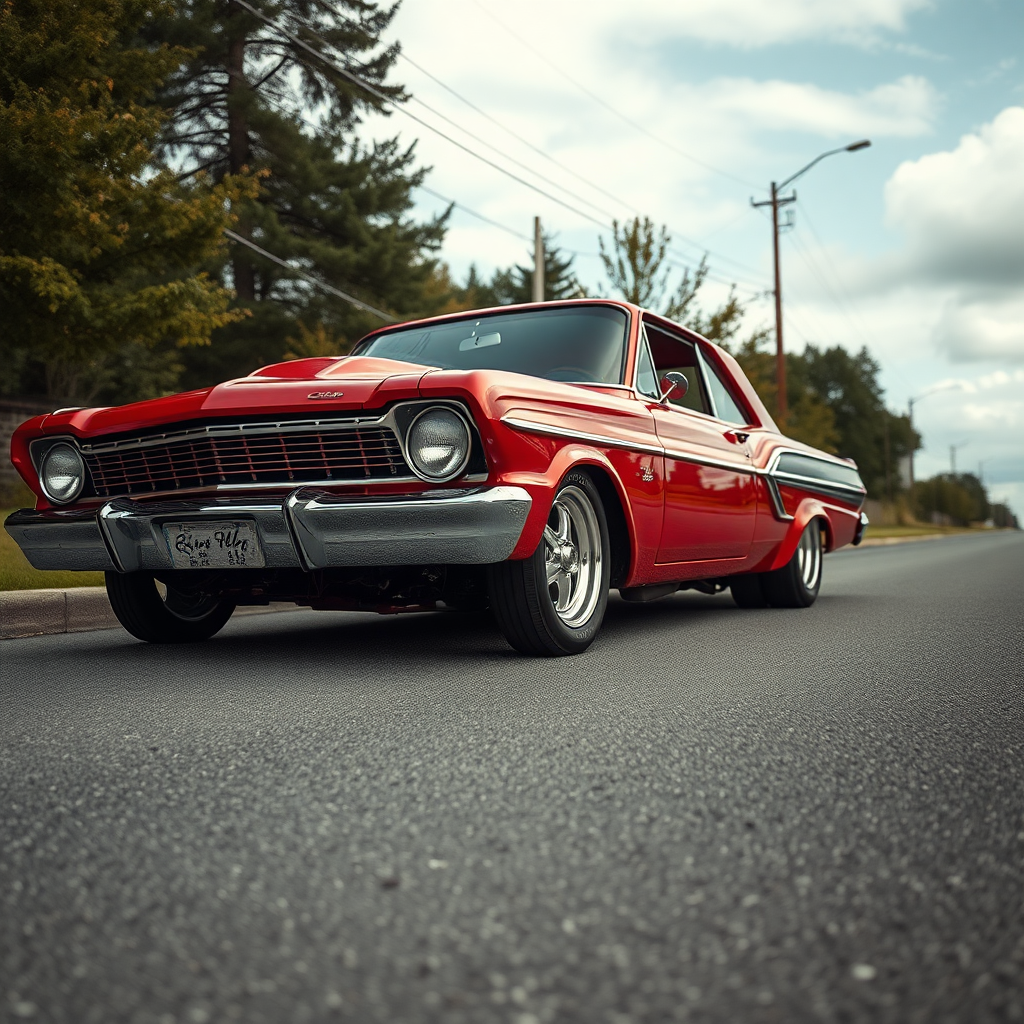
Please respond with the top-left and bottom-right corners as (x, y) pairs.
(852, 510), (869, 546)
(4, 486), (533, 573)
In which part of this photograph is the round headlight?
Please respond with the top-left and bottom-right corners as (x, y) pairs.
(40, 443), (85, 504)
(407, 407), (471, 481)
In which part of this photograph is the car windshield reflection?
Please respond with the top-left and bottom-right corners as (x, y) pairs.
(354, 305), (628, 384)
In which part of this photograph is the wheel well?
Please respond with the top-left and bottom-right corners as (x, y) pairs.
(815, 513), (833, 552)
(579, 465), (631, 588)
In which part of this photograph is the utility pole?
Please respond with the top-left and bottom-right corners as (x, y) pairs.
(907, 382), (962, 491)
(751, 183), (795, 428)
(532, 216), (544, 303)
(751, 140), (870, 432)
(950, 441), (968, 476)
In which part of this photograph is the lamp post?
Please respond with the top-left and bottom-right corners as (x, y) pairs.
(907, 382), (963, 489)
(752, 140), (871, 429)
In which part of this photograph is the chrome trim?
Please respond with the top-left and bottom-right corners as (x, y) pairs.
(692, 343), (719, 420)
(401, 404), (474, 484)
(772, 471), (867, 500)
(74, 413), (396, 455)
(29, 400), (489, 502)
(763, 476), (795, 522)
(661, 446), (760, 477)
(501, 416), (760, 476)
(501, 416), (664, 457)
(3, 507), (118, 572)
(5, 486), (532, 573)
(853, 510), (869, 546)
(39, 442), (86, 506)
(764, 446), (866, 476)
(287, 486), (531, 568)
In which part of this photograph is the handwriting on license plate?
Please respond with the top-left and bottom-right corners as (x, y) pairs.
(162, 521), (266, 569)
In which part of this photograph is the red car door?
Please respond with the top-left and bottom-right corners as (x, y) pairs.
(639, 323), (757, 563)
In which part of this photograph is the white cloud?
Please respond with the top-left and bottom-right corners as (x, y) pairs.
(701, 75), (937, 138)
(472, 0), (931, 50)
(884, 106), (1024, 287)
(932, 293), (1024, 363)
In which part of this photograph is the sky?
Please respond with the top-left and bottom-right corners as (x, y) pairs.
(358, 0), (1024, 518)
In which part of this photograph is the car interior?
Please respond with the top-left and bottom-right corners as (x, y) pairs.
(640, 323), (752, 425)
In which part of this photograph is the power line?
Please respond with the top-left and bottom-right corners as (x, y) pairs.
(232, 1), (773, 308)
(230, 0), (617, 230)
(418, 185), (532, 241)
(224, 229), (397, 321)
(299, 0), (770, 287)
(794, 200), (879, 349)
(472, 0), (761, 191)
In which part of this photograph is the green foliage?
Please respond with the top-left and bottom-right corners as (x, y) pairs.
(151, 0), (448, 388)
(914, 474), (989, 526)
(0, 0), (253, 402)
(989, 502), (1020, 529)
(455, 232), (583, 309)
(798, 345), (918, 496)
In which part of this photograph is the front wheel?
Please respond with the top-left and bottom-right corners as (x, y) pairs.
(105, 572), (236, 643)
(487, 471), (610, 656)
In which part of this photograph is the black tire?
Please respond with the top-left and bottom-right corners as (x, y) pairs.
(105, 572), (236, 643)
(761, 519), (823, 608)
(487, 470), (610, 656)
(730, 573), (770, 608)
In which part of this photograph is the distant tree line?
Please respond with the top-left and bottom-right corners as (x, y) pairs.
(914, 473), (1018, 528)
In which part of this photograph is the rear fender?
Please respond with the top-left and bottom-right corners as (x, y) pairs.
(766, 499), (829, 571)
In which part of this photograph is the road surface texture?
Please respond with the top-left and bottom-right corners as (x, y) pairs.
(2, 532), (1022, 1024)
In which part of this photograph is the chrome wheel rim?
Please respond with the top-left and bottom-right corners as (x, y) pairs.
(542, 485), (602, 628)
(797, 522), (822, 591)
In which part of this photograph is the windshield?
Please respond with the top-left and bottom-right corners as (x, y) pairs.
(353, 305), (629, 384)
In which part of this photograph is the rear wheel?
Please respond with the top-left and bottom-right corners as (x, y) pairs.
(761, 519), (823, 608)
(105, 572), (236, 643)
(488, 470), (610, 656)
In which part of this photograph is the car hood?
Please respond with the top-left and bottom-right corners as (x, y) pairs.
(43, 357), (435, 439)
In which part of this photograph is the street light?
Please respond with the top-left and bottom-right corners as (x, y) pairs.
(752, 139), (871, 429)
(949, 441), (969, 477)
(907, 381), (963, 489)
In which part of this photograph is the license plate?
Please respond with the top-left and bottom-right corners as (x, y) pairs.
(162, 521), (265, 569)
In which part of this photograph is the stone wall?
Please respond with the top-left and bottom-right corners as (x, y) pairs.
(1, 399), (53, 498)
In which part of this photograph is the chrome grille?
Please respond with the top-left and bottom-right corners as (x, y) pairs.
(82, 420), (408, 497)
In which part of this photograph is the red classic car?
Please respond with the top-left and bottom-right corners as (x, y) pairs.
(6, 300), (867, 655)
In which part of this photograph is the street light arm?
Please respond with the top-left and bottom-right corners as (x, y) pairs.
(776, 139), (872, 192)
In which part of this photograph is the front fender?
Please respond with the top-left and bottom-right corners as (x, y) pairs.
(499, 443), (640, 564)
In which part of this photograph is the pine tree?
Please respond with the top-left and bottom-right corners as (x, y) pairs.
(455, 232), (583, 308)
(0, 0), (253, 402)
(148, 0), (448, 385)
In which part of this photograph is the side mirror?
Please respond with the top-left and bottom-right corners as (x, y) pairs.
(659, 371), (688, 404)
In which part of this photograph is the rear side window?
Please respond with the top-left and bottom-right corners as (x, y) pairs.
(703, 358), (750, 425)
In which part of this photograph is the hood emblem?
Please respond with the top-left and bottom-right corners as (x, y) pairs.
(307, 391), (345, 400)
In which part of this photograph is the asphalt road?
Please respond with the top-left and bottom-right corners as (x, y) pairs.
(2, 533), (1023, 1024)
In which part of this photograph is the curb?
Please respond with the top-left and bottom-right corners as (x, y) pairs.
(0, 588), (298, 640)
(856, 533), (955, 547)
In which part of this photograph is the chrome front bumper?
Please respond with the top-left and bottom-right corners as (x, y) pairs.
(4, 486), (533, 573)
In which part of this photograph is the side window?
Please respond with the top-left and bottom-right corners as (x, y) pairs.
(703, 358), (750, 424)
(635, 330), (660, 398)
(644, 325), (712, 415)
